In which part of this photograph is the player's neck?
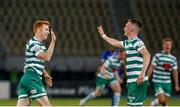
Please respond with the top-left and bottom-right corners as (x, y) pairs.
(34, 33), (43, 42)
(127, 34), (138, 40)
(162, 50), (170, 54)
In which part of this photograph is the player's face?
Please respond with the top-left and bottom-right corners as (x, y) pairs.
(40, 24), (50, 40)
(162, 41), (172, 53)
(123, 22), (134, 36)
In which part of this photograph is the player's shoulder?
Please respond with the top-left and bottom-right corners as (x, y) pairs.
(131, 37), (144, 44)
(155, 52), (162, 56)
(27, 37), (40, 46)
(155, 52), (176, 60)
(169, 53), (176, 60)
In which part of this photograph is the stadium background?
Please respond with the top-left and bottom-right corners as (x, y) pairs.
(0, 0), (180, 106)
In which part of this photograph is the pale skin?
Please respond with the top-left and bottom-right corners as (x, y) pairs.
(16, 24), (56, 106)
(147, 41), (180, 106)
(97, 22), (151, 85)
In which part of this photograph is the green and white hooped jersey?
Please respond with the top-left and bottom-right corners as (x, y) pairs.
(152, 52), (177, 83)
(120, 37), (148, 83)
(98, 55), (123, 79)
(24, 37), (46, 76)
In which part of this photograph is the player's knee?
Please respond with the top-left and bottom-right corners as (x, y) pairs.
(158, 97), (166, 105)
(114, 85), (121, 93)
(95, 91), (102, 97)
(16, 98), (31, 106)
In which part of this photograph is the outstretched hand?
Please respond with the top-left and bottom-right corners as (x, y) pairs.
(97, 25), (105, 37)
(50, 30), (56, 42)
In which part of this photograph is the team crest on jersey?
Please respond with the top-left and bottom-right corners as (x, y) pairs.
(30, 89), (37, 94)
(126, 43), (133, 48)
(163, 63), (171, 71)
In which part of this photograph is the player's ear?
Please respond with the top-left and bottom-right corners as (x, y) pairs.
(36, 27), (40, 32)
(37, 27), (43, 32)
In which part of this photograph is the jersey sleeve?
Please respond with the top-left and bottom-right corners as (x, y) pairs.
(172, 58), (178, 70)
(120, 41), (124, 47)
(29, 43), (44, 56)
(151, 54), (158, 66)
(133, 40), (145, 52)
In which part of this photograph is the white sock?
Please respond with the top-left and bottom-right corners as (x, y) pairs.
(112, 92), (121, 106)
(84, 92), (96, 101)
(151, 98), (159, 106)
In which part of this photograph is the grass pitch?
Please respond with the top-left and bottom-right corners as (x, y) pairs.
(0, 97), (179, 106)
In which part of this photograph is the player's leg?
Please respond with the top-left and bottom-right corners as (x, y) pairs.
(151, 83), (170, 106)
(164, 83), (171, 106)
(109, 80), (121, 106)
(151, 93), (166, 106)
(164, 95), (169, 106)
(36, 96), (52, 106)
(29, 83), (49, 106)
(127, 80), (149, 106)
(17, 98), (31, 106)
(79, 88), (103, 106)
(79, 77), (105, 106)
(26, 69), (50, 106)
(151, 98), (159, 106)
(17, 73), (31, 106)
(151, 83), (161, 106)
(157, 94), (166, 106)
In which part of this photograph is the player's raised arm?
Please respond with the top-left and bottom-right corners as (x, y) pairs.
(38, 30), (56, 61)
(97, 25), (123, 48)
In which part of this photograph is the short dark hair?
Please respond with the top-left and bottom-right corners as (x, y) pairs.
(128, 19), (142, 28)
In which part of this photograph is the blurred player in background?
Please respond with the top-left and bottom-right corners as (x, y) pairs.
(100, 46), (116, 63)
(147, 38), (180, 106)
(16, 20), (56, 106)
(98, 46), (125, 106)
(99, 47), (125, 106)
(80, 48), (126, 106)
(97, 19), (151, 106)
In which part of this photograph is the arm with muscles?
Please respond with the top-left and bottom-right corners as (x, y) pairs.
(43, 69), (53, 87)
(147, 64), (156, 79)
(114, 69), (123, 84)
(137, 47), (151, 85)
(97, 25), (123, 48)
(37, 31), (56, 61)
(172, 69), (180, 92)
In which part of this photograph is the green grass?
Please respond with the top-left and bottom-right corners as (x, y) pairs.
(0, 97), (179, 106)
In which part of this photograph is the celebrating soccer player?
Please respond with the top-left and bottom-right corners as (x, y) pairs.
(80, 49), (126, 106)
(147, 38), (180, 106)
(97, 19), (151, 106)
(16, 20), (56, 106)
